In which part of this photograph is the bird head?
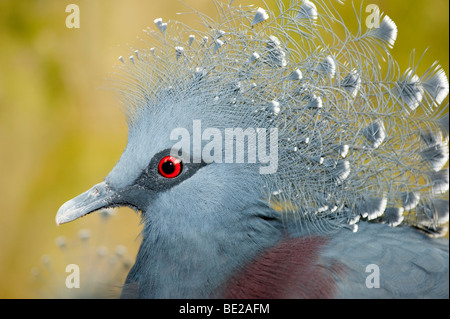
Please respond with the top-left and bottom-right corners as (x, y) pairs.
(55, 3), (292, 235)
(56, 1), (449, 292)
(56, 94), (278, 231)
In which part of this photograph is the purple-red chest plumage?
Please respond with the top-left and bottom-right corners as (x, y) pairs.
(221, 237), (341, 298)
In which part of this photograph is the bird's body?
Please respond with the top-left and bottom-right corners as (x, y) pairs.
(57, 0), (449, 298)
(121, 218), (448, 298)
(224, 223), (449, 299)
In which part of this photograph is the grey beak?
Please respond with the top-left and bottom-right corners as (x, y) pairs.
(56, 181), (117, 225)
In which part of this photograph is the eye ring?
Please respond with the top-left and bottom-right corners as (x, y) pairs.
(158, 156), (183, 178)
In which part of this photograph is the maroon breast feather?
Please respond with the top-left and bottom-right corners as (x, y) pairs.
(221, 236), (344, 298)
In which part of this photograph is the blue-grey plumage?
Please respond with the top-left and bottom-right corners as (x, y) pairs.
(56, 0), (449, 298)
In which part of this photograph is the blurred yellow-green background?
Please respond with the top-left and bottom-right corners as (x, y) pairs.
(0, 0), (448, 298)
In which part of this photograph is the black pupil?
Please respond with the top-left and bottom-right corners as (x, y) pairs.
(161, 160), (175, 174)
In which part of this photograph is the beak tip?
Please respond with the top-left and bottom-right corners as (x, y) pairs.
(56, 199), (81, 226)
(55, 216), (62, 226)
(55, 210), (68, 226)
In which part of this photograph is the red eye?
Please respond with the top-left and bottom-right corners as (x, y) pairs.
(158, 156), (182, 178)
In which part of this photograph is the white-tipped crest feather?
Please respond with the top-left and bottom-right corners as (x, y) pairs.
(252, 7), (269, 26)
(114, 0), (448, 236)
